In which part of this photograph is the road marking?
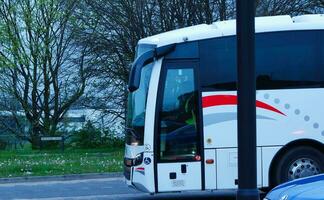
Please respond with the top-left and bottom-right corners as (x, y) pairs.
(14, 193), (146, 200)
(0, 177), (124, 187)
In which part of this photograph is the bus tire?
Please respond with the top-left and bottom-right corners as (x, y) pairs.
(272, 146), (324, 187)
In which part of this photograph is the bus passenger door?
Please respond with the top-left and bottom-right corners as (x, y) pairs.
(155, 61), (202, 192)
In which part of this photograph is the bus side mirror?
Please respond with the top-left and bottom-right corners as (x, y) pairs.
(128, 50), (155, 92)
(128, 44), (176, 92)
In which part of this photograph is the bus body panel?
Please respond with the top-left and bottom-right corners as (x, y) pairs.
(138, 15), (324, 47)
(157, 162), (202, 192)
(214, 148), (262, 189)
(129, 67), (324, 192)
(202, 89), (324, 150)
(202, 88), (324, 188)
(261, 146), (281, 187)
(204, 149), (217, 189)
(126, 17), (324, 193)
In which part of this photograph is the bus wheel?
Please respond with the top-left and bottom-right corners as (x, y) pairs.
(272, 146), (324, 186)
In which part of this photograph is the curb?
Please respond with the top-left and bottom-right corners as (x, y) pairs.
(0, 172), (123, 184)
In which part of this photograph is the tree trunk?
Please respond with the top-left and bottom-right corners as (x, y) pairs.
(30, 126), (41, 150)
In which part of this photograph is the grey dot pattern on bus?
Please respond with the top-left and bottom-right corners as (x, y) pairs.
(262, 93), (322, 137)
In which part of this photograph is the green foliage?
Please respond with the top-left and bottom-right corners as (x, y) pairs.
(69, 121), (124, 149)
(102, 131), (125, 149)
(0, 148), (123, 178)
(40, 140), (63, 150)
(0, 139), (8, 150)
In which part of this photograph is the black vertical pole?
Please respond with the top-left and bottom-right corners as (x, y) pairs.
(236, 0), (260, 200)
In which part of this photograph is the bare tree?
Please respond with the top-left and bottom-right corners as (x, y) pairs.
(0, 0), (91, 148)
(74, 0), (323, 133)
(256, 0), (322, 16)
(315, 0), (324, 10)
(73, 0), (222, 129)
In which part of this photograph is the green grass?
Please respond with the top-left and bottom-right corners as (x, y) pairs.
(0, 147), (124, 178)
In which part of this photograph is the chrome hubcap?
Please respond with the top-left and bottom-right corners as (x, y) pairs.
(288, 158), (320, 180)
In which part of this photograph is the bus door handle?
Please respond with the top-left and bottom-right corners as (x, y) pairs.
(181, 164), (187, 173)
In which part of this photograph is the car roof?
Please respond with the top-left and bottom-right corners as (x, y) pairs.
(275, 174), (324, 190)
(139, 14), (324, 47)
(267, 174), (324, 200)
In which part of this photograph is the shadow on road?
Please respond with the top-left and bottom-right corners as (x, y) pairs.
(123, 190), (266, 200)
(124, 191), (236, 200)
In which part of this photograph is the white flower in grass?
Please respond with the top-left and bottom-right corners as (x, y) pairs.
(26, 171), (32, 175)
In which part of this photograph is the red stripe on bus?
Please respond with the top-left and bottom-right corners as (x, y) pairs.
(202, 95), (286, 116)
(136, 167), (145, 171)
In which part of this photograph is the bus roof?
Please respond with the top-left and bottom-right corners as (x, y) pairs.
(138, 14), (324, 47)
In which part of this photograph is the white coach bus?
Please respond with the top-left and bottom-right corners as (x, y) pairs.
(124, 14), (324, 193)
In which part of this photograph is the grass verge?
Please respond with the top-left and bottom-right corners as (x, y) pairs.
(0, 148), (124, 178)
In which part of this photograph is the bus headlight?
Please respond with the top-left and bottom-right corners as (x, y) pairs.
(133, 152), (144, 166)
(124, 153), (144, 167)
(130, 141), (139, 146)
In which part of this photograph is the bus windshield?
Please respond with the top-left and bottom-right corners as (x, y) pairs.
(126, 44), (155, 145)
(126, 64), (152, 145)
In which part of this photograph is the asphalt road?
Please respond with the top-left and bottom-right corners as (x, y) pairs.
(0, 177), (238, 200)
